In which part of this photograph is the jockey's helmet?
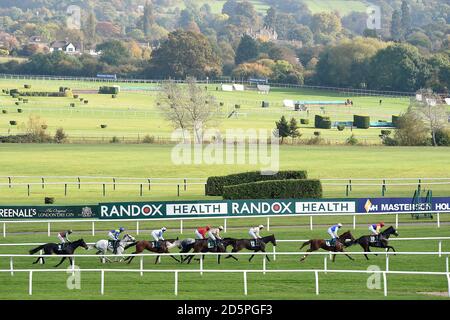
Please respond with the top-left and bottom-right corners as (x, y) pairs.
(380, 222), (385, 227)
(338, 223), (343, 227)
(119, 227), (125, 232)
(162, 227), (167, 232)
(258, 225), (264, 229)
(218, 226), (224, 230)
(68, 230), (73, 234)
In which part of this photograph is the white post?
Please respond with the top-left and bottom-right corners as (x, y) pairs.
(39, 250), (43, 264)
(101, 270), (104, 295)
(72, 257), (75, 275)
(310, 216), (313, 231)
(200, 255), (203, 276)
(315, 271), (319, 295)
(439, 241), (442, 258)
(140, 256), (144, 276)
(92, 221), (95, 236)
(28, 271), (33, 295)
(324, 257), (327, 274)
(353, 215), (356, 230)
(180, 220), (183, 234)
(272, 246), (276, 261)
(447, 273), (450, 298)
(437, 212), (440, 228)
(136, 221), (140, 235)
(47, 222), (51, 237)
(386, 254), (389, 272)
(3, 222), (5, 238)
(174, 271), (178, 296)
(446, 257), (449, 273)
(10, 257), (14, 276)
(243, 271), (248, 296)
(395, 214), (399, 229)
(263, 257), (266, 275)
(267, 217), (270, 231)
(224, 219), (227, 233)
(383, 272), (388, 297)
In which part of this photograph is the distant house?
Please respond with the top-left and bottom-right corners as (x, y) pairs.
(49, 40), (79, 54)
(29, 36), (43, 44)
(246, 27), (278, 42)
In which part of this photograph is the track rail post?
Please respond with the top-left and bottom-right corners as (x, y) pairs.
(100, 270), (104, 295)
(175, 271), (178, 296)
(243, 271), (248, 296)
(10, 257), (14, 276)
(29, 271), (33, 296)
(315, 271), (319, 295)
(383, 272), (388, 297)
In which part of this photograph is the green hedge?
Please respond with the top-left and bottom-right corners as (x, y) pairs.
(353, 115), (370, 129)
(222, 179), (322, 199)
(99, 86), (120, 94)
(392, 115), (400, 128)
(300, 118), (309, 125)
(206, 171), (308, 196)
(314, 115), (331, 129)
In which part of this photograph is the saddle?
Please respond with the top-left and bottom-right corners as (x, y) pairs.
(207, 239), (218, 249)
(152, 241), (161, 248)
(325, 239), (337, 247)
(250, 240), (260, 249)
(369, 235), (379, 243)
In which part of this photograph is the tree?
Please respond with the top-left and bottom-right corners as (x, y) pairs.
(310, 12), (342, 35)
(143, 1), (155, 37)
(274, 115), (290, 144)
(84, 11), (97, 47)
(96, 40), (131, 65)
(393, 106), (430, 146)
(401, 0), (411, 36)
(368, 43), (430, 92)
(264, 7), (277, 29)
(412, 89), (448, 146)
(390, 10), (403, 41)
(289, 117), (301, 141)
(287, 25), (313, 46)
(157, 79), (221, 142)
(148, 30), (221, 78)
(235, 34), (259, 65)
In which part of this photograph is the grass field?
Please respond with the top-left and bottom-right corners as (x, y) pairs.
(0, 78), (413, 144)
(0, 144), (450, 204)
(0, 222), (449, 300)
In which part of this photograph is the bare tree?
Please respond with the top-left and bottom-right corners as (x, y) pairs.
(157, 78), (221, 142)
(412, 89), (448, 146)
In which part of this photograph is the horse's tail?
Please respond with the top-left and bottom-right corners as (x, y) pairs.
(300, 240), (311, 250)
(29, 244), (46, 255)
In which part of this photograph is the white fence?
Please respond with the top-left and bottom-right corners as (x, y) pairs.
(0, 251), (449, 297)
(1, 210), (448, 239)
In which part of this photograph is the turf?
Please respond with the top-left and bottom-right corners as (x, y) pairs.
(0, 223), (449, 300)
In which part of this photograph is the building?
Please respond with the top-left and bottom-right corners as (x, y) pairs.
(246, 27), (278, 42)
(49, 40), (79, 54)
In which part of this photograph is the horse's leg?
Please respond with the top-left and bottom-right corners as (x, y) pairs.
(341, 249), (354, 261)
(54, 257), (66, 267)
(154, 255), (160, 264)
(300, 249), (313, 262)
(262, 248), (270, 262)
(386, 246), (396, 255)
(249, 252), (256, 262)
(126, 252), (137, 264)
(169, 255), (180, 263)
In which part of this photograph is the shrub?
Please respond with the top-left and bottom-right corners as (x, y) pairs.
(380, 130), (391, 136)
(110, 136), (120, 143)
(142, 135), (155, 143)
(84, 100), (89, 104)
(219, 102), (224, 106)
(112, 94), (117, 98)
(54, 127), (68, 144)
(101, 124), (108, 129)
(337, 125), (345, 131)
(305, 136), (323, 145)
(235, 104), (240, 109)
(73, 95), (79, 99)
(353, 115), (370, 129)
(99, 86), (120, 94)
(2, 110), (7, 114)
(314, 115), (331, 129)
(9, 121), (17, 125)
(205, 171), (308, 196)
(24, 84), (31, 89)
(300, 118), (309, 125)
(79, 98), (84, 102)
(15, 102), (20, 106)
(17, 109), (22, 113)
(435, 128), (450, 146)
(41, 124), (48, 130)
(22, 99), (28, 103)
(70, 103), (75, 108)
(222, 179), (323, 199)
(346, 134), (358, 145)
(45, 197), (55, 204)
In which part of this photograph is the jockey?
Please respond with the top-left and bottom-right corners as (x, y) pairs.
(208, 226), (224, 245)
(108, 227), (125, 254)
(57, 230), (72, 249)
(369, 222), (385, 235)
(195, 225), (211, 239)
(151, 227), (167, 242)
(327, 223), (342, 246)
(249, 225), (264, 241)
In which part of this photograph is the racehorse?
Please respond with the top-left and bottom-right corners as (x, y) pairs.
(29, 239), (89, 267)
(93, 234), (136, 263)
(352, 226), (399, 260)
(299, 231), (355, 262)
(124, 238), (180, 264)
(182, 238), (234, 265)
(224, 234), (277, 262)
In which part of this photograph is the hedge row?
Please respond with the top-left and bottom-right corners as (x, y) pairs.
(222, 179), (322, 200)
(205, 170), (308, 196)
(99, 86), (120, 94)
(353, 115), (370, 129)
(392, 115), (400, 128)
(314, 115), (331, 129)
